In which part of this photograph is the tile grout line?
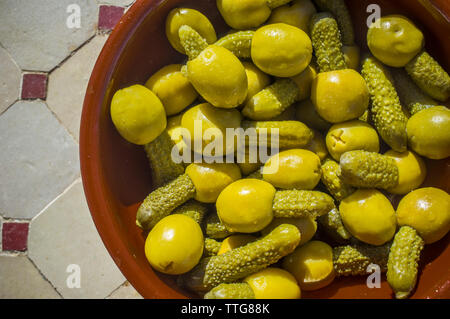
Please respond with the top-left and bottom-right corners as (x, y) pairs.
(24, 178), (84, 299)
(30, 177), (83, 224)
(26, 254), (65, 299)
(104, 280), (128, 299)
(42, 99), (81, 144)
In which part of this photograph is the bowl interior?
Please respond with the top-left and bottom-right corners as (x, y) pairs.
(81, 0), (450, 299)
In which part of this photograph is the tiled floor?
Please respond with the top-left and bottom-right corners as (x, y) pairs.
(0, 0), (142, 299)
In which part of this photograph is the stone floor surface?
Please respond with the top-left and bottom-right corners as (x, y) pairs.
(0, 0), (143, 299)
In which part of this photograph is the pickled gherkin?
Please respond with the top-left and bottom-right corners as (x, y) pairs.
(340, 150), (399, 190)
(172, 200), (208, 224)
(405, 51), (450, 102)
(241, 120), (313, 149)
(180, 224), (301, 292)
(313, 0), (355, 45)
(392, 68), (438, 115)
(215, 30), (254, 58)
(320, 157), (355, 201)
(178, 25), (208, 60)
(387, 226), (424, 299)
(318, 208), (352, 243)
(203, 238), (222, 257)
(144, 130), (185, 188)
(361, 55), (408, 152)
(333, 243), (391, 276)
(205, 212), (232, 239)
(310, 13), (347, 72)
(204, 283), (255, 299)
(136, 174), (195, 230)
(242, 79), (300, 120)
(272, 190), (335, 219)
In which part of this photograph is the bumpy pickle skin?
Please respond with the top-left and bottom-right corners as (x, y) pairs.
(204, 283), (255, 299)
(333, 243), (391, 276)
(203, 238), (222, 257)
(310, 13), (347, 73)
(180, 224), (301, 292)
(144, 130), (185, 188)
(215, 31), (255, 58)
(242, 120), (313, 149)
(242, 79), (300, 120)
(340, 150), (399, 190)
(172, 200), (208, 224)
(178, 25), (209, 60)
(272, 190), (335, 219)
(313, 0), (355, 45)
(405, 51), (450, 102)
(361, 55), (408, 151)
(318, 208), (352, 243)
(205, 212), (232, 239)
(391, 68), (438, 115)
(387, 226), (424, 299)
(320, 157), (355, 201)
(136, 174), (196, 230)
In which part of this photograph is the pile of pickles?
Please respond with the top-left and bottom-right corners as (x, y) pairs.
(110, 0), (450, 299)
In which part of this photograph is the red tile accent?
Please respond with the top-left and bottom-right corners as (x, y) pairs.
(22, 73), (47, 100)
(98, 5), (125, 31)
(2, 222), (29, 251)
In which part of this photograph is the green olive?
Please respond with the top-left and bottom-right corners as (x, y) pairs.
(325, 120), (380, 161)
(145, 64), (198, 116)
(406, 106), (450, 159)
(181, 103), (242, 155)
(166, 8), (217, 54)
(186, 45), (248, 109)
(217, 0), (272, 30)
(251, 23), (313, 77)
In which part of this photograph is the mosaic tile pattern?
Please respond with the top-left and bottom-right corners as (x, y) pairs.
(0, 100), (80, 219)
(0, 0), (142, 299)
(2, 222), (29, 251)
(28, 180), (125, 299)
(21, 73), (48, 100)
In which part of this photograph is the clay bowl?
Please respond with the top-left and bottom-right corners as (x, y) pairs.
(80, 0), (450, 299)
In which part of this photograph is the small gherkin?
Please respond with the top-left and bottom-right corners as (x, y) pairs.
(313, 0), (355, 45)
(405, 51), (450, 102)
(333, 243), (391, 276)
(272, 190), (335, 219)
(204, 283), (255, 299)
(180, 224), (301, 292)
(310, 12), (347, 72)
(242, 79), (300, 120)
(144, 130), (185, 188)
(203, 238), (222, 257)
(391, 68), (438, 115)
(136, 174), (196, 230)
(361, 55), (408, 152)
(320, 157), (355, 201)
(340, 150), (399, 190)
(215, 30), (254, 58)
(178, 25), (208, 60)
(241, 120), (313, 150)
(387, 226), (424, 299)
(205, 212), (232, 239)
(172, 200), (208, 224)
(318, 208), (352, 243)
